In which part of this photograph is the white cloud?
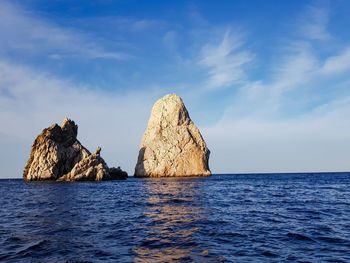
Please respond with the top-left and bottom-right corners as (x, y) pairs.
(198, 2), (350, 173)
(264, 42), (320, 110)
(301, 5), (331, 41)
(320, 46), (350, 74)
(163, 31), (178, 51)
(218, 42), (320, 119)
(272, 43), (318, 90)
(0, 1), (128, 60)
(198, 30), (254, 89)
(131, 19), (159, 31)
(230, 38), (350, 118)
(203, 96), (350, 173)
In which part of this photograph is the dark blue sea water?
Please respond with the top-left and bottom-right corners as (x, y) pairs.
(1, 173), (350, 262)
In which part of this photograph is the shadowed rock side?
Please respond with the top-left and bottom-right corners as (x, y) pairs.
(134, 94), (211, 177)
(23, 118), (128, 181)
(109, 166), (128, 180)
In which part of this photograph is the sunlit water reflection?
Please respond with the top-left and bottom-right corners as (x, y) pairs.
(133, 178), (222, 262)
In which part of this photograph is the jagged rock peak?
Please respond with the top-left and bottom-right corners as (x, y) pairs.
(61, 117), (77, 135)
(57, 147), (109, 182)
(147, 94), (190, 128)
(95, 146), (102, 155)
(60, 117), (78, 146)
(23, 118), (127, 181)
(134, 93), (211, 177)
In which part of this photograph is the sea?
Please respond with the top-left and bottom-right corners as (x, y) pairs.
(1, 173), (350, 262)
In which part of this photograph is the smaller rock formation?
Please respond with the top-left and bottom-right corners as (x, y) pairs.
(109, 166), (128, 180)
(23, 118), (127, 181)
(134, 94), (211, 177)
(56, 147), (110, 182)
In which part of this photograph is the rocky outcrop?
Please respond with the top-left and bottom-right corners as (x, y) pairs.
(109, 166), (128, 180)
(56, 147), (108, 182)
(23, 118), (127, 181)
(134, 94), (211, 177)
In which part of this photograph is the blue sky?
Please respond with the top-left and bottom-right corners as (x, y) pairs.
(1, 0), (350, 178)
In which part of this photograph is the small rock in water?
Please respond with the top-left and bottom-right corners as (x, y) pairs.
(134, 94), (211, 177)
(109, 166), (128, 180)
(23, 118), (127, 181)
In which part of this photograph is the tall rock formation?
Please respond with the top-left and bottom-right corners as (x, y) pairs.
(23, 118), (127, 181)
(134, 94), (211, 177)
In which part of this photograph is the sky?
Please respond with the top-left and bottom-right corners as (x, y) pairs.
(1, 0), (350, 178)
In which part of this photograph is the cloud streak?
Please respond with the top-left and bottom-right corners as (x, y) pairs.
(320, 46), (350, 74)
(0, 1), (128, 60)
(198, 30), (254, 89)
(300, 4), (331, 40)
(195, 2), (350, 173)
(203, 99), (350, 173)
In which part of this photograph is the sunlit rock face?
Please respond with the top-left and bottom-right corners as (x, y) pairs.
(23, 118), (127, 181)
(134, 94), (211, 177)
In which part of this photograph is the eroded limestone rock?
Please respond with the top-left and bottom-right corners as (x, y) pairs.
(134, 94), (211, 177)
(23, 118), (127, 181)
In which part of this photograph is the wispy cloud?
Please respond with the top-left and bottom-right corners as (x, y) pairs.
(198, 30), (254, 89)
(163, 31), (178, 51)
(300, 4), (331, 41)
(0, 1), (128, 60)
(224, 1), (349, 119)
(195, 2), (350, 173)
(227, 41), (350, 120)
(320, 46), (350, 74)
(203, 97), (350, 173)
(267, 42), (319, 107)
(131, 19), (159, 31)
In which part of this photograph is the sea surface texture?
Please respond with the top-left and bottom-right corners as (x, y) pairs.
(1, 173), (350, 262)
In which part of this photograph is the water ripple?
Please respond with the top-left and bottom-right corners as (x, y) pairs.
(1, 173), (350, 262)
